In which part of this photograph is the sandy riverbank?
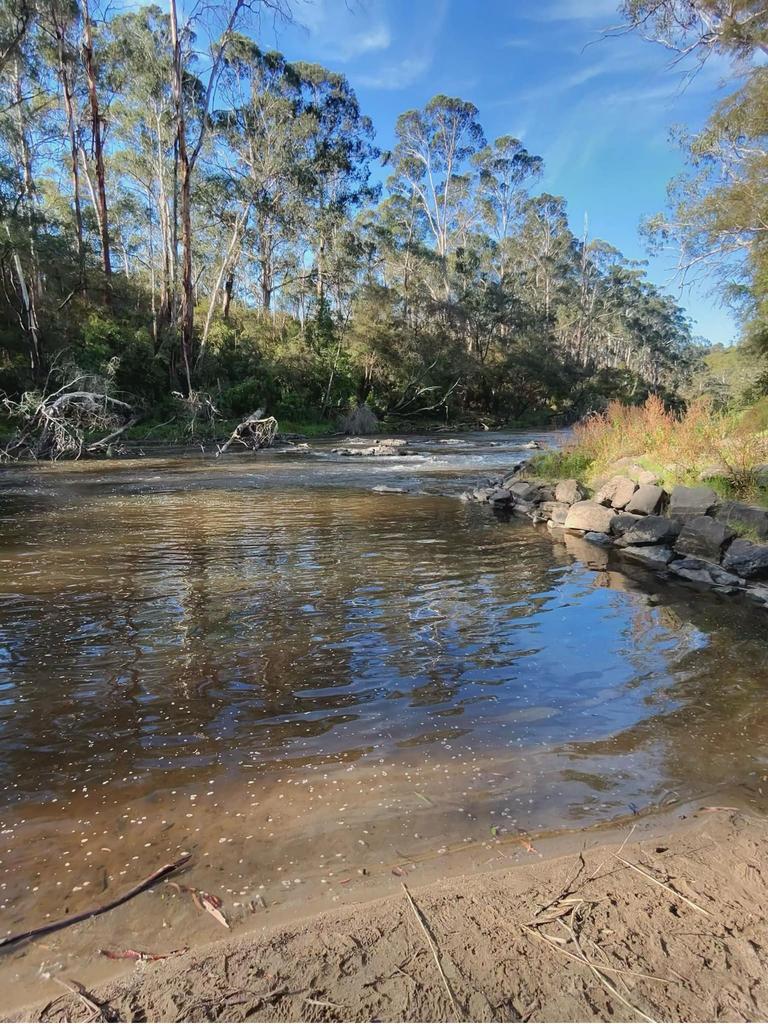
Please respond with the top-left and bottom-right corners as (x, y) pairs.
(7, 803), (768, 1023)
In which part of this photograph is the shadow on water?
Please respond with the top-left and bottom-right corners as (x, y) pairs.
(0, 433), (767, 1002)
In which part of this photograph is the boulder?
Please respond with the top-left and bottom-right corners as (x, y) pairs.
(668, 485), (719, 519)
(756, 464), (768, 488)
(625, 484), (665, 516)
(509, 481), (539, 502)
(610, 512), (643, 536)
(669, 556), (743, 589)
(698, 463), (729, 482)
(554, 478), (584, 505)
(564, 500), (615, 534)
(715, 500), (768, 541)
(637, 469), (659, 485)
(621, 545), (675, 569)
(675, 516), (735, 562)
(487, 488), (512, 504)
(722, 539), (768, 579)
(584, 531), (612, 546)
(472, 486), (495, 502)
(617, 515), (681, 547)
(595, 475), (637, 509)
(537, 501), (570, 525)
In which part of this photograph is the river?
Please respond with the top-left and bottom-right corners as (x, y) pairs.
(1, 431), (767, 1006)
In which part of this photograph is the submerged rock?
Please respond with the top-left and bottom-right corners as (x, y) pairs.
(669, 556), (743, 589)
(621, 544), (675, 569)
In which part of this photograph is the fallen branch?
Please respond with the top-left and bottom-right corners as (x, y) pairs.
(52, 977), (108, 1022)
(0, 854), (190, 949)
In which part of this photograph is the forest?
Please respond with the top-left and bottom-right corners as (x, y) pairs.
(0, 0), (765, 447)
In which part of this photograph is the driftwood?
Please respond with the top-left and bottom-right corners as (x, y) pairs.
(217, 409), (278, 455)
(2, 378), (135, 461)
(0, 854), (190, 949)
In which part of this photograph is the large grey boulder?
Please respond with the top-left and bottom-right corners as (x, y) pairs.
(722, 539), (768, 579)
(621, 545), (675, 569)
(554, 479), (584, 505)
(595, 475), (637, 510)
(625, 484), (665, 516)
(668, 485), (719, 519)
(487, 488), (512, 504)
(610, 512), (643, 536)
(564, 500), (615, 534)
(509, 480), (539, 502)
(675, 515), (735, 562)
(669, 556), (743, 589)
(715, 500), (768, 541)
(584, 531), (612, 546)
(618, 515), (681, 547)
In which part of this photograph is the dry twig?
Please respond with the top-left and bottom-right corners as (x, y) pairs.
(401, 882), (464, 1021)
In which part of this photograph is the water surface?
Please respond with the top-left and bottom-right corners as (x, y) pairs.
(1, 432), (767, 1005)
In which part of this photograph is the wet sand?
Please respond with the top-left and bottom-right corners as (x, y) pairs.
(6, 803), (768, 1022)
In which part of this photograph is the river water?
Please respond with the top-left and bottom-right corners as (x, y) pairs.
(1, 431), (768, 1006)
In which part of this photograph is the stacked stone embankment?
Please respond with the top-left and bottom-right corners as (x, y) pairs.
(464, 467), (768, 608)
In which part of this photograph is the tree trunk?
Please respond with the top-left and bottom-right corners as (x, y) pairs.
(222, 271), (234, 319)
(81, 0), (111, 303)
(55, 26), (84, 284)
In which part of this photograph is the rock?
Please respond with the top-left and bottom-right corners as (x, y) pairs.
(637, 469), (659, 485)
(509, 481), (539, 502)
(668, 485), (719, 519)
(538, 501), (570, 525)
(715, 500), (768, 541)
(625, 484), (665, 516)
(722, 539), (768, 579)
(487, 488), (512, 504)
(745, 584), (768, 606)
(755, 464), (768, 488)
(621, 545), (675, 569)
(472, 487), (495, 502)
(669, 556), (743, 588)
(522, 440), (541, 449)
(675, 516), (736, 562)
(617, 515), (681, 547)
(610, 512), (643, 536)
(584, 531), (612, 546)
(554, 479), (585, 505)
(595, 475), (637, 509)
(564, 500), (615, 534)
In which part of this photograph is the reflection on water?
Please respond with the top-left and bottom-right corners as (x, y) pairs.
(1, 433), (768, 1003)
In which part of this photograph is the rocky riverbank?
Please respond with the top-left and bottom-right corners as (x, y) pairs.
(465, 460), (768, 609)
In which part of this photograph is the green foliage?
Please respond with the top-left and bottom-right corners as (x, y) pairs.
(528, 449), (594, 481)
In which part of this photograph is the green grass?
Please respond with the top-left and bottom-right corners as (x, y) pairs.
(528, 449), (594, 481)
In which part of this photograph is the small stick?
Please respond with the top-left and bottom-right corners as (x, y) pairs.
(401, 883), (463, 1021)
(588, 823), (637, 881)
(0, 854), (191, 949)
(614, 856), (711, 916)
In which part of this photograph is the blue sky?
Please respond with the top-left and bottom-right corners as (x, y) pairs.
(263, 0), (745, 345)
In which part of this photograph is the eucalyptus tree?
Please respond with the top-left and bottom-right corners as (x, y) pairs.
(389, 95), (485, 296)
(472, 135), (542, 285)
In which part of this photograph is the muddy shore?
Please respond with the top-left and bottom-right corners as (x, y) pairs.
(7, 803), (768, 1023)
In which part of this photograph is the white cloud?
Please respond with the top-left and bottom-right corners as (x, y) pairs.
(293, 0), (392, 61)
(356, 54), (431, 89)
